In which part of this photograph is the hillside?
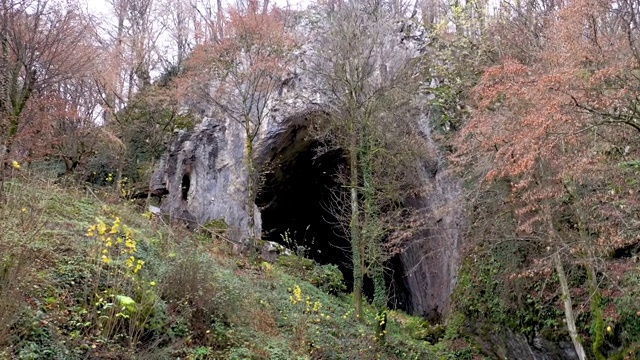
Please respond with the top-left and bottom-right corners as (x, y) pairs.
(4, 0), (640, 358)
(0, 174), (477, 359)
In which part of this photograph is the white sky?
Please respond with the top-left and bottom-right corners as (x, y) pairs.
(83, 0), (310, 17)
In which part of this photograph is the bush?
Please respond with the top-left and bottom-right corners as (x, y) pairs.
(160, 250), (242, 349)
(404, 317), (445, 343)
(0, 251), (28, 347)
(309, 264), (346, 295)
(277, 255), (314, 277)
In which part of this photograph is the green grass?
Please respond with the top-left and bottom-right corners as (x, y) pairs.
(0, 176), (479, 360)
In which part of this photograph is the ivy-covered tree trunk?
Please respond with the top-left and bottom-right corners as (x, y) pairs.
(361, 126), (387, 339)
(349, 129), (363, 320)
(246, 123), (257, 250)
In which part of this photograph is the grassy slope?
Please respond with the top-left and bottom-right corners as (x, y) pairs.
(0, 177), (477, 360)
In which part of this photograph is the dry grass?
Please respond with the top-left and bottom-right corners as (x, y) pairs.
(0, 248), (29, 347)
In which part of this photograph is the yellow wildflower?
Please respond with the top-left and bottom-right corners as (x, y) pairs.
(11, 160), (20, 170)
(109, 217), (121, 233)
(293, 285), (302, 302)
(96, 219), (107, 235)
(134, 260), (144, 273)
(87, 225), (96, 237)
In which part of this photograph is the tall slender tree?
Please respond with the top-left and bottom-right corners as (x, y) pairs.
(310, 0), (425, 328)
(187, 0), (296, 248)
(454, 0), (640, 356)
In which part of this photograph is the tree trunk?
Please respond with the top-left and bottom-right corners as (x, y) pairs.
(361, 128), (386, 337)
(349, 144), (363, 320)
(246, 129), (257, 250)
(216, 0), (224, 40)
(586, 263), (606, 360)
(573, 197), (606, 360)
(554, 251), (586, 360)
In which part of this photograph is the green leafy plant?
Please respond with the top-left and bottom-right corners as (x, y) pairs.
(309, 264), (346, 295)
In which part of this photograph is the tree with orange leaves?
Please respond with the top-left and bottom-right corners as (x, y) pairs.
(187, 0), (296, 248)
(455, 0), (640, 356)
(0, 0), (95, 187)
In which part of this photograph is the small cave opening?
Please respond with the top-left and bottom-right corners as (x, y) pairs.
(181, 173), (191, 201)
(256, 131), (411, 311)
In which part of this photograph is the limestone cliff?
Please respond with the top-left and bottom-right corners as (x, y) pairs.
(151, 14), (463, 320)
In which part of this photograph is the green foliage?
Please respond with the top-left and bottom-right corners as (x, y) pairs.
(615, 271), (640, 349)
(276, 254), (314, 276)
(617, 160), (640, 169)
(404, 317), (445, 343)
(452, 249), (563, 343)
(159, 249), (244, 350)
(453, 255), (508, 324)
(227, 347), (252, 360)
(277, 256), (346, 296)
(13, 309), (71, 360)
(0, 251), (27, 347)
(201, 218), (231, 243)
(117, 90), (196, 181)
(309, 264), (346, 295)
(444, 312), (466, 341)
(203, 218), (229, 232)
(0, 177), (485, 359)
(425, 5), (488, 136)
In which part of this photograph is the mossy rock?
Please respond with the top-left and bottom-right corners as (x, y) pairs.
(277, 254), (314, 276)
(309, 264), (346, 295)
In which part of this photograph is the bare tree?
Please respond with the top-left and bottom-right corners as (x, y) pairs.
(309, 0), (426, 329)
(0, 0), (95, 187)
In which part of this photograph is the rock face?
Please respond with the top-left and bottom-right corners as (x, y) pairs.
(400, 165), (463, 318)
(152, 94), (462, 321)
(150, 82), (317, 239)
(152, 117), (259, 239)
(151, 15), (462, 319)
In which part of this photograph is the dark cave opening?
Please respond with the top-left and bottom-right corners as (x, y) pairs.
(181, 174), (190, 201)
(256, 134), (411, 311)
(257, 139), (353, 287)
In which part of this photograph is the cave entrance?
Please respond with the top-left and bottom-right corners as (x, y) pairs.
(256, 124), (412, 311)
(256, 135), (353, 287)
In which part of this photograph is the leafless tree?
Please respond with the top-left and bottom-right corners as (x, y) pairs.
(0, 0), (95, 188)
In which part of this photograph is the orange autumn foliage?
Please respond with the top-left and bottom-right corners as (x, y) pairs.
(456, 0), (640, 255)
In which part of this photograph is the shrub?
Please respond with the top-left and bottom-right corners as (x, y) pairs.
(160, 250), (242, 349)
(277, 255), (314, 277)
(0, 251), (28, 347)
(309, 264), (346, 295)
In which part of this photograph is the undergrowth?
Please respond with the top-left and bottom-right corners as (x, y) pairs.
(0, 174), (480, 359)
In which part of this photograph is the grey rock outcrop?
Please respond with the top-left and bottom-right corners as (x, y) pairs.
(151, 95), (462, 321)
(151, 11), (461, 319)
(152, 118), (259, 238)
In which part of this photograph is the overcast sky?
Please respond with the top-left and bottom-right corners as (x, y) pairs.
(83, 0), (310, 17)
